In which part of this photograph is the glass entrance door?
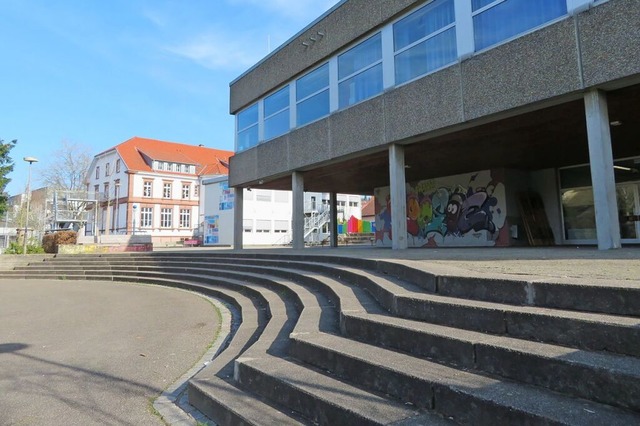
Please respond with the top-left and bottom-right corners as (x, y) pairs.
(618, 183), (640, 242)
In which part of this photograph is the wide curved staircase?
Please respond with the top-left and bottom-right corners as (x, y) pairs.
(2, 252), (640, 425)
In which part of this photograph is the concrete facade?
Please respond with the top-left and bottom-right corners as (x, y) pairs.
(229, 0), (640, 249)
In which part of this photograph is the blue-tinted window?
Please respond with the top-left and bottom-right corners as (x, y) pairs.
(237, 104), (258, 131)
(394, 0), (455, 51)
(472, 0), (496, 11)
(237, 126), (259, 152)
(264, 87), (289, 117)
(338, 34), (382, 80)
(473, 0), (567, 51)
(296, 64), (330, 126)
(296, 64), (329, 101)
(236, 103), (259, 152)
(264, 87), (290, 140)
(297, 90), (330, 127)
(339, 64), (383, 108)
(395, 27), (457, 85)
(265, 110), (290, 140)
(393, 0), (457, 85)
(338, 33), (383, 109)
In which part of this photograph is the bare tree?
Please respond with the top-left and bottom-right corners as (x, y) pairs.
(39, 140), (94, 231)
(40, 140), (92, 190)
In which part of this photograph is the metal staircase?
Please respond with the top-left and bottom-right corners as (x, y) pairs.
(304, 208), (331, 243)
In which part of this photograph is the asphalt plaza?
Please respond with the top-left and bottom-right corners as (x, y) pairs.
(0, 279), (219, 426)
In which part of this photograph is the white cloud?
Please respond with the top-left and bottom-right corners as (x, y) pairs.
(164, 30), (267, 71)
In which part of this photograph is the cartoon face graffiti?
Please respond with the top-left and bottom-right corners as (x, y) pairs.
(445, 193), (464, 235)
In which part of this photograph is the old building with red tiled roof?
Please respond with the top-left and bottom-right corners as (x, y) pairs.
(85, 137), (232, 244)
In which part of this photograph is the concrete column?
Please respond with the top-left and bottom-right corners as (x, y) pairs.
(584, 89), (621, 250)
(329, 192), (338, 248)
(233, 187), (244, 250)
(292, 172), (305, 250)
(389, 144), (408, 250)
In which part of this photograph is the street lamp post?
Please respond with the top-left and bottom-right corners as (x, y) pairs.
(23, 156), (39, 255)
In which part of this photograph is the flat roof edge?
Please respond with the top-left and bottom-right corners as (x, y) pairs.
(229, 0), (348, 87)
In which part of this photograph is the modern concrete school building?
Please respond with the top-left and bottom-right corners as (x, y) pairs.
(228, 0), (640, 250)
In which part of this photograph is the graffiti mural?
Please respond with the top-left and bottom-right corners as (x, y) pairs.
(375, 170), (508, 247)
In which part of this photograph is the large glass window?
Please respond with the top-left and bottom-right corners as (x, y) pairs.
(394, 0), (457, 85)
(236, 103), (259, 152)
(338, 33), (383, 108)
(472, 0), (567, 51)
(296, 64), (330, 127)
(560, 159), (640, 243)
(264, 86), (290, 140)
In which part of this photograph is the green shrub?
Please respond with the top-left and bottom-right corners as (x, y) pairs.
(4, 241), (44, 254)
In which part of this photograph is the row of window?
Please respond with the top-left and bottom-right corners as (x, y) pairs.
(236, 0), (568, 152)
(95, 160), (197, 181)
(95, 159), (122, 180)
(143, 181), (199, 199)
(139, 207), (192, 228)
(243, 219), (290, 233)
(152, 161), (196, 174)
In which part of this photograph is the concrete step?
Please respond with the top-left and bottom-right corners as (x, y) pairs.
(235, 355), (452, 426)
(341, 311), (640, 411)
(288, 332), (640, 425)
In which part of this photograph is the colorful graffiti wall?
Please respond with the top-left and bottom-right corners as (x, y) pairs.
(375, 170), (509, 247)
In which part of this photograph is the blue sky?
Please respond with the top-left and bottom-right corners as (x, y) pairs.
(1, 0), (339, 196)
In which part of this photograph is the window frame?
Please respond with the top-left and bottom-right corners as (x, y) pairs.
(295, 63), (330, 127)
(236, 103), (259, 152)
(182, 183), (191, 199)
(143, 181), (153, 198)
(263, 86), (291, 141)
(160, 208), (173, 228)
(140, 207), (153, 228)
(337, 32), (384, 109)
(471, 0), (568, 52)
(179, 208), (191, 228)
(163, 182), (172, 199)
(393, 0), (457, 86)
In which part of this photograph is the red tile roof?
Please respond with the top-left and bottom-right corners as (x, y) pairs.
(113, 137), (233, 176)
(361, 197), (376, 218)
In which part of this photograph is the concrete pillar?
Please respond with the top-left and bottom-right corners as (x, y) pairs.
(292, 172), (305, 250)
(233, 187), (244, 250)
(389, 144), (408, 250)
(329, 192), (338, 248)
(584, 89), (621, 250)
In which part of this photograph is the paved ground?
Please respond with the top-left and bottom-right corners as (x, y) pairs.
(0, 279), (219, 426)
